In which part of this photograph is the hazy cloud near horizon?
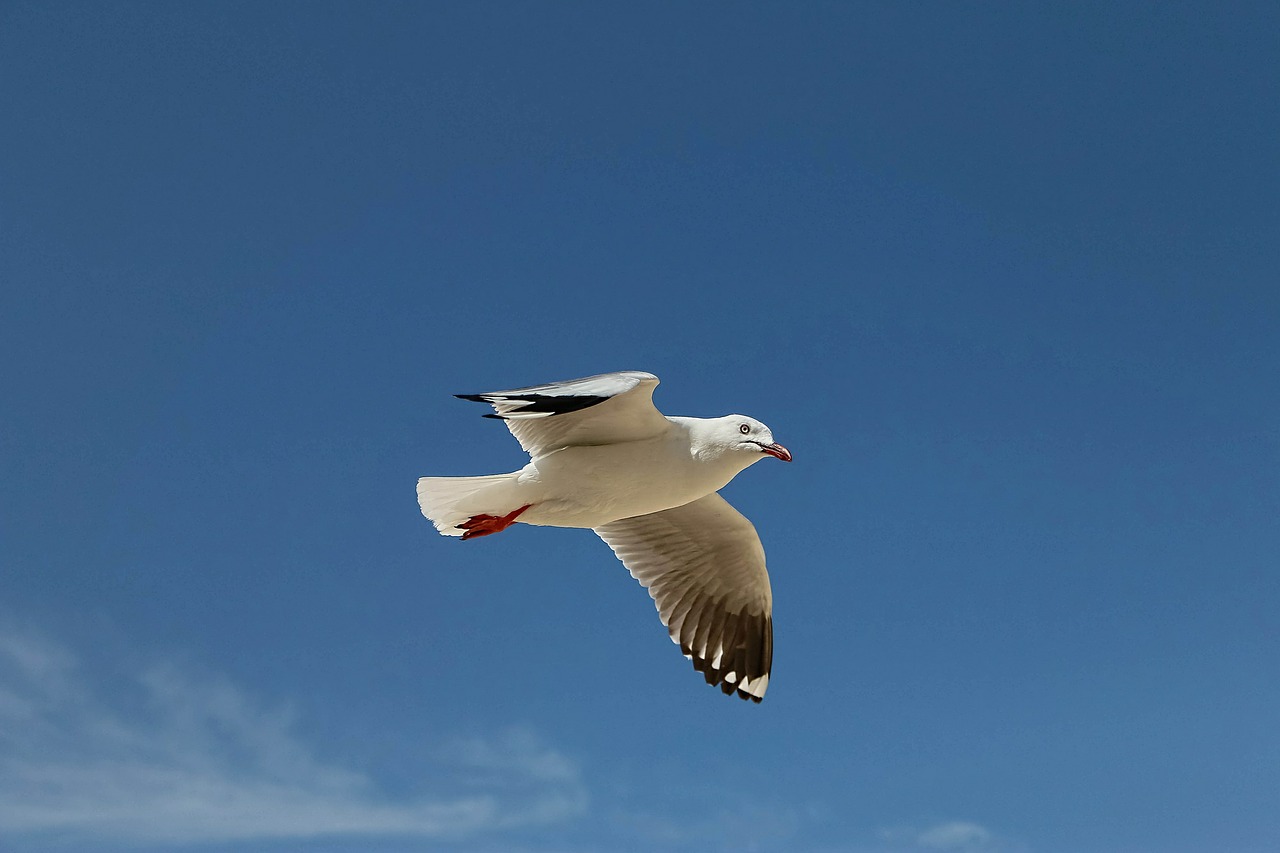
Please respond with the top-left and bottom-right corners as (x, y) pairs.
(0, 624), (587, 845)
(0, 622), (1011, 853)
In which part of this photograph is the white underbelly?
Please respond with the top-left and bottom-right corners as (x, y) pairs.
(513, 442), (732, 529)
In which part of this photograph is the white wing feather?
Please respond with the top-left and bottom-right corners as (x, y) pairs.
(457, 371), (670, 457)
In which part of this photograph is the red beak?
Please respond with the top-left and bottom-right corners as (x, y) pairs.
(761, 442), (792, 462)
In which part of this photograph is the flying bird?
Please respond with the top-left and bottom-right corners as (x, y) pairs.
(416, 371), (791, 702)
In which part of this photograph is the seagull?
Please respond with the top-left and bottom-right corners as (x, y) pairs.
(416, 371), (791, 702)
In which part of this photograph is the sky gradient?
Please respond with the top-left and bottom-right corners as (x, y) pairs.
(2, 3), (1278, 852)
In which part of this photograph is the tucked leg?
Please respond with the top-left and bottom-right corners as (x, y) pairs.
(456, 504), (532, 540)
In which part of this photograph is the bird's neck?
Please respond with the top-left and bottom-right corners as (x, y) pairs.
(676, 418), (759, 475)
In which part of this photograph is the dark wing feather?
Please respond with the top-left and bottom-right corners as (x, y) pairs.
(594, 493), (774, 702)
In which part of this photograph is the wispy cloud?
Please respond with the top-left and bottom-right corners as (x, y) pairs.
(0, 626), (586, 845)
(879, 820), (1021, 852)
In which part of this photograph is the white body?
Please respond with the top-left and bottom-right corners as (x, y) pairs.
(423, 417), (762, 533)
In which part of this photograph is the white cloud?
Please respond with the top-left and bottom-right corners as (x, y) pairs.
(879, 820), (1018, 852)
(916, 821), (995, 849)
(0, 626), (586, 845)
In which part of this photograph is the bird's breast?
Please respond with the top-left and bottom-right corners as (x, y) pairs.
(517, 440), (734, 528)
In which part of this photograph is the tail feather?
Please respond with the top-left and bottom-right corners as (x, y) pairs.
(416, 473), (520, 536)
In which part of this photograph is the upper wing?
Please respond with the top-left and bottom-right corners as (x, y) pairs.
(456, 371), (670, 457)
(594, 493), (773, 702)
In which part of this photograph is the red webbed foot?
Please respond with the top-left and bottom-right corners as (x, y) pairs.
(457, 504), (532, 540)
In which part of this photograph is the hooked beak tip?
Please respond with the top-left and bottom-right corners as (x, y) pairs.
(762, 442), (792, 462)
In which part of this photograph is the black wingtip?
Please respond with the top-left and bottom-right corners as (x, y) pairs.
(682, 642), (767, 704)
(455, 393), (487, 402)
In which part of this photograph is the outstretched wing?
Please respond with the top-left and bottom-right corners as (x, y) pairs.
(456, 371), (670, 457)
(594, 493), (774, 702)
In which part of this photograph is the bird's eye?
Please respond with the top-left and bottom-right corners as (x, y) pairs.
(739, 423), (750, 434)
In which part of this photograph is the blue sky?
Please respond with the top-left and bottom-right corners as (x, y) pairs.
(2, 2), (1278, 851)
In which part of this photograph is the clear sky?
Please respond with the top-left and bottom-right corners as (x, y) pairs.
(2, 3), (1278, 852)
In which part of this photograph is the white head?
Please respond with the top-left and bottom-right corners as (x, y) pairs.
(696, 415), (793, 465)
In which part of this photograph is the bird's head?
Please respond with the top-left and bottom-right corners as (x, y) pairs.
(716, 415), (792, 463)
